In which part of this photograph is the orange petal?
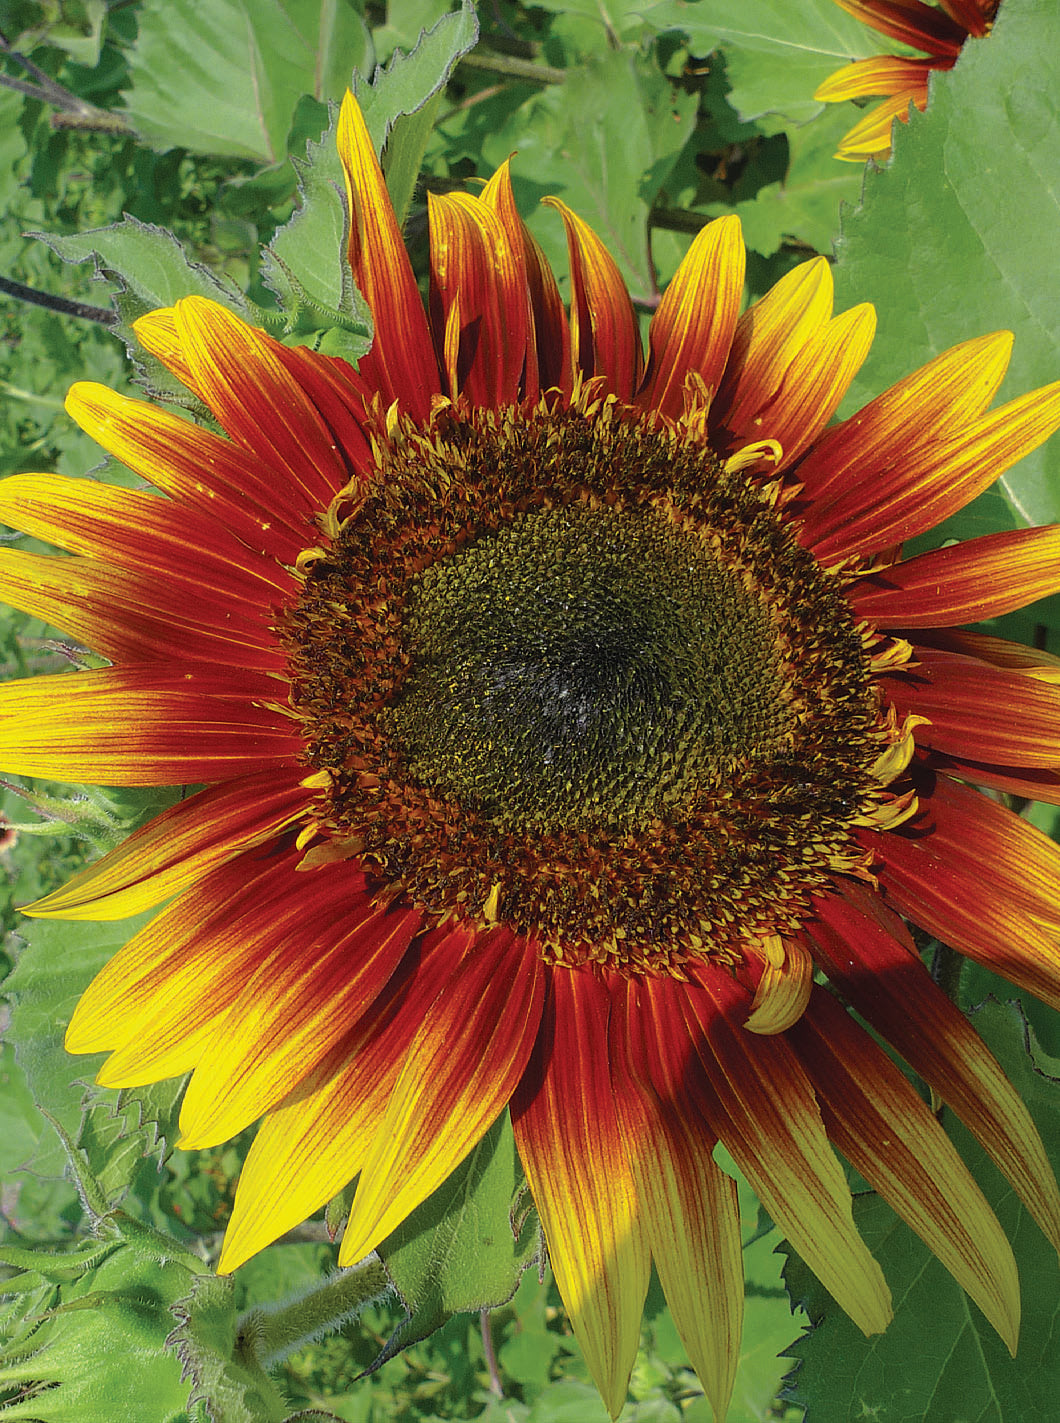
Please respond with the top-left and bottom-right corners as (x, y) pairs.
(427, 190), (530, 407)
(804, 378), (1060, 562)
(639, 215), (744, 420)
(134, 298), (358, 504)
(25, 770), (309, 920)
(828, 0), (967, 54)
(881, 646), (1060, 767)
(65, 383), (314, 561)
(809, 884), (1060, 1254)
(849, 524), (1060, 625)
(218, 920), (469, 1273)
(511, 969), (651, 1418)
(680, 966), (892, 1336)
(480, 159), (571, 396)
(612, 979), (742, 1423)
(336, 91), (440, 419)
(178, 898), (422, 1148)
(544, 197), (643, 400)
(796, 333), (1012, 504)
(339, 926), (545, 1264)
(792, 988), (1019, 1353)
(0, 666), (300, 785)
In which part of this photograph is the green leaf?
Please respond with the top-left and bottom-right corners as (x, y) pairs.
(123, 0), (374, 162)
(642, 0), (878, 122)
(782, 998), (1060, 1422)
(369, 1113), (539, 1369)
(831, 0), (1060, 531)
(479, 47), (698, 302)
(169, 1273), (291, 1423)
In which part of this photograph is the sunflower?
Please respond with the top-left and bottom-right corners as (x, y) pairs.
(815, 0), (998, 160)
(3, 89), (1060, 1418)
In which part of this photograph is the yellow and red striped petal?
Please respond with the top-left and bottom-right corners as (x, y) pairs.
(815, 53), (937, 103)
(178, 896), (422, 1148)
(544, 197), (643, 401)
(0, 549), (286, 670)
(427, 191), (530, 408)
(0, 665), (299, 785)
(881, 647), (1060, 767)
(804, 378), (1060, 561)
(339, 926), (545, 1265)
(795, 333), (1012, 504)
(829, 0), (967, 54)
(848, 524), (1060, 625)
(25, 770), (309, 920)
(613, 978), (742, 1422)
(680, 965), (892, 1336)
(512, 969), (651, 1418)
(0, 473), (292, 602)
(65, 383), (315, 561)
(809, 886), (1060, 1253)
(791, 988), (1019, 1352)
(219, 921), (471, 1273)
(639, 216), (744, 421)
(336, 91), (440, 419)
(480, 160), (571, 396)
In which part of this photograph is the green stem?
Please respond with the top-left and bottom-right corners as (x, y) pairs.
(0, 380), (67, 412)
(237, 1255), (391, 1370)
(458, 50), (566, 85)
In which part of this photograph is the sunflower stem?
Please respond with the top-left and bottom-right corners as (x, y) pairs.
(236, 1254), (392, 1370)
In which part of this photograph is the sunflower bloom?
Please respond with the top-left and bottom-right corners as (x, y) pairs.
(4, 90), (1060, 1418)
(816, 0), (998, 159)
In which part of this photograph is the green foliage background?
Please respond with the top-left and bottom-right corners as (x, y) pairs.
(0, 1), (1058, 1420)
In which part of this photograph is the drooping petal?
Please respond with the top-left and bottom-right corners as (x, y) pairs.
(743, 935), (815, 1034)
(427, 191), (530, 407)
(511, 969), (651, 1418)
(178, 896), (423, 1148)
(803, 379), (1060, 562)
(544, 197), (643, 400)
(832, 92), (925, 161)
(25, 770), (310, 920)
(219, 922), (470, 1274)
(612, 978), (742, 1423)
(480, 159), (571, 395)
(809, 886), (1060, 1255)
(638, 215), (744, 421)
(0, 666), (300, 785)
(65, 383), (314, 561)
(339, 926), (545, 1265)
(814, 53), (938, 102)
(134, 298), (359, 504)
(679, 965), (892, 1335)
(795, 333), (1012, 505)
(791, 988), (1019, 1353)
(827, 0), (967, 54)
(336, 91), (440, 418)
(848, 524), (1060, 625)
(880, 646), (1060, 766)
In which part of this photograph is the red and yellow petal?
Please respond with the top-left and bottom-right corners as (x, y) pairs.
(544, 197), (643, 401)
(480, 160), (571, 395)
(791, 988), (1019, 1352)
(512, 969), (651, 1418)
(613, 979), (742, 1423)
(848, 524), (1060, 625)
(638, 215), (744, 421)
(336, 91), (440, 419)
(881, 646), (1060, 766)
(829, 0), (968, 54)
(25, 770), (310, 920)
(427, 191), (530, 408)
(0, 666), (300, 785)
(218, 921), (472, 1273)
(339, 926), (545, 1265)
(178, 895), (423, 1148)
(815, 53), (938, 103)
(680, 966), (892, 1336)
(809, 886), (1060, 1254)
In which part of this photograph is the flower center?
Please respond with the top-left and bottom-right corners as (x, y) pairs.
(389, 501), (789, 832)
(280, 392), (884, 972)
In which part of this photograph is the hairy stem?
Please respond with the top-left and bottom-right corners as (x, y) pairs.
(236, 1254), (391, 1370)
